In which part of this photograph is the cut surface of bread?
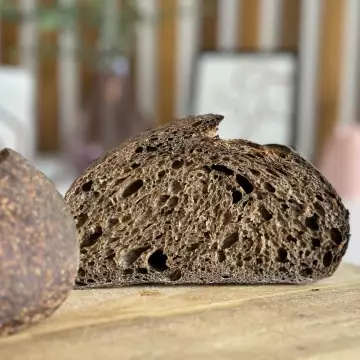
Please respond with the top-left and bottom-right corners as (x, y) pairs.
(65, 114), (350, 288)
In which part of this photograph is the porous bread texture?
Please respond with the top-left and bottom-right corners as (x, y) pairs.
(65, 114), (350, 288)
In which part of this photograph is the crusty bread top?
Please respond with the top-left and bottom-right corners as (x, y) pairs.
(65, 114), (350, 287)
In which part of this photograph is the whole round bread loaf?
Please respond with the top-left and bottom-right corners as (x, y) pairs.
(0, 149), (79, 336)
(65, 114), (350, 287)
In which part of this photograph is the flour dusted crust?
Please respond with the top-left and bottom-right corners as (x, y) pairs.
(65, 114), (350, 288)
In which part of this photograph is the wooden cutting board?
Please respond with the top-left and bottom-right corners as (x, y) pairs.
(1, 263), (360, 360)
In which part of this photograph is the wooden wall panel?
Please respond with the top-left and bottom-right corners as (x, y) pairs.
(239, 0), (260, 48)
(281, 0), (301, 50)
(200, 0), (218, 50)
(157, 0), (177, 124)
(78, 1), (99, 107)
(316, 0), (344, 159)
(37, 0), (59, 152)
(0, 0), (19, 65)
(0, 1), (353, 157)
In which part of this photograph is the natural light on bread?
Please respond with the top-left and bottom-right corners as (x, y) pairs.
(65, 114), (350, 287)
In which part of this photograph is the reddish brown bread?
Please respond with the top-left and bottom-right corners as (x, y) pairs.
(65, 114), (350, 288)
(0, 149), (79, 336)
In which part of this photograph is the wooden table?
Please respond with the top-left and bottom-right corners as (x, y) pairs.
(1, 263), (360, 360)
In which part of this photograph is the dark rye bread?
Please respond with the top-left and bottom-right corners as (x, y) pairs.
(0, 149), (79, 336)
(65, 114), (350, 287)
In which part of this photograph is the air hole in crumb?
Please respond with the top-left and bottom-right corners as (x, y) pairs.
(78, 267), (85, 277)
(236, 174), (254, 193)
(122, 179), (144, 197)
(326, 190), (337, 199)
(250, 169), (260, 176)
(159, 194), (170, 204)
(168, 196), (179, 209)
(148, 249), (169, 272)
(232, 189), (242, 204)
(81, 226), (103, 247)
(187, 243), (200, 251)
(158, 170), (166, 178)
(316, 194), (324, 202)
(131, 163), (140, 169)
(107, 218), (119, 228)
(264, 182), (276, 193)
(223, 211), (233, 225)
(136, 267), (148, 275)
(221, 232), (239, 249)
(305, 214), (319, 231)
(277, 247), (288, 263)
(266, 168), (279, 177)
(135, 146), (143, 153)
(211, 164), (234, 176)
(312, 238), (321, 249)
(76, 213), (88, 227)
(330, 228), (342, 245)
(287, 235), (297, 244)
(104, 248), (115, 260)
(168, 269), (182, 281)
(82, 180), (93, 192)
(115, 177), (128, 186)
(255, 244), (262, 254)
(276, 167), (288, 176)
(217, 250), (226, 263)
(259, 205), (272, 221)
(172, 159), (184, 169)
(122, 214), (132, 222)
(170, 180), (182, 193)
(146, 146), (157, 152)
(323, 251), (333, 267)
(192, 120), (202, 127)
(314, 201), (325, 216)
(300, 268), (313, 277)
(121, 245), (151, 267)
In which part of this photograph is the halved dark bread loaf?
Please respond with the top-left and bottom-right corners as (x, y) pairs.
(65, 114), (350, 287)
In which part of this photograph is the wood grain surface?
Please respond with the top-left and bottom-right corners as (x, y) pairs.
(1, 263), (360, 360)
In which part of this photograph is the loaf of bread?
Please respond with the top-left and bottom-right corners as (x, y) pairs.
(65, 114), (350, 287)
(0, 149), (79, 336)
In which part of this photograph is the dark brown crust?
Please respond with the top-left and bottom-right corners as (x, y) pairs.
(0, 149), (79, 336)
(65, 114), (350, 288)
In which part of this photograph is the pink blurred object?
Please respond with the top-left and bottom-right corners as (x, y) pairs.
(318, 123), (360, 266)
(318, 123), (360, 200)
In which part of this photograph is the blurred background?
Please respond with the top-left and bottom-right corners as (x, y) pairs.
(0, 0), (359, 263)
